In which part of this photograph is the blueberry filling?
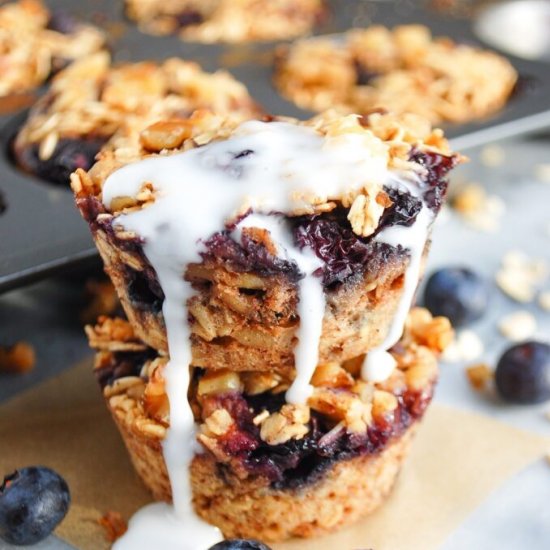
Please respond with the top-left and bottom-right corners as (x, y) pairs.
(174, 10), (204, 28)
(95, 350), (156, 389)
(206, 384), (432, 490)
(379, 187), (422, 229)
(293, 209), (404, 287)
(17, 137), (106, 185)
(124, 266), (165, 314)
(408, 149), (458, 212)
(201, 231), (301, 282)
(354, 61), (380, 86)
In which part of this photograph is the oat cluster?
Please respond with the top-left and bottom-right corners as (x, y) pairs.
(15, 53), (260, 167)
(72, 109), (455, 240)
(275, 24), (517, 124)
(0, 0), (105, 97)
(125, 0), (325, 43)
(88, 308), (452, 452)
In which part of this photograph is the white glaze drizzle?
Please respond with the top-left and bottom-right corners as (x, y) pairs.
(361, 183), (434, 383)
(103, 121), (429, 550)
(103, 120), (396, 549)
(233, 214), (325, 404)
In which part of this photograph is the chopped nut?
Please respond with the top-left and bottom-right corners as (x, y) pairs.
(98, 511), (127, 543)
(498, 311), (537, 342)
(85, 316), (146, 352)
(452, 183), (505, 233)
(309, 388), (372, 433)
(252, 410), (270, 426)
(466, 363), (492, 390)
(197, 369), (243, 397)
(140, 120), (193, 152)
(406, 307), (454, 353)
(372, 390), (398, 420)
(241, 371), (282, 395)
(259, 404), (310, 445)
(311, 362), (354, 388)
(0, 342), (35, 374)
(404, 346), (438, 390)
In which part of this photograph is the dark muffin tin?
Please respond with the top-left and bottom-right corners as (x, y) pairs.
(1, 0), (550, 293)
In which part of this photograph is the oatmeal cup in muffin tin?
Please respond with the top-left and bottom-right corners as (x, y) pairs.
(0, 0), (106, 98)
(12, 52), (262, 185)
(124, 0), (327, 44)
(274, 24), (518, 125)
(87, 309), (452, 542)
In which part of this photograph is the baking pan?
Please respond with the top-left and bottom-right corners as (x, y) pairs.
(1, 0), (550, 293)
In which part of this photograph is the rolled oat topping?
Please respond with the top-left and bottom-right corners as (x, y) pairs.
(275, 24), (517, 124)
(0, 0), (106, 97)
(125, 0), (326, 43)
(14, 55), (261, 184)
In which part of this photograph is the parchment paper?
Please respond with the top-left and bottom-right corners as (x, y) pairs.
(1, 361), (548, 550)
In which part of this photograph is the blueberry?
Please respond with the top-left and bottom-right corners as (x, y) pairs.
(208, 540), (272, 550)
(495, 341), (550, 404)
(15, 138), (106, 185)
(423, 267), (489, 327)
(0, 466), (70, 545)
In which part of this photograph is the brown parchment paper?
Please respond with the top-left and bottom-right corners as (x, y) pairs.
(1, 360), (549, 550)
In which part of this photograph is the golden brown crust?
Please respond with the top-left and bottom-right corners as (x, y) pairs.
(0, 0), (106, 97)
(274, 24), (518, 124)
(125, 0), (326, 44)
(110, 399), (416, 542)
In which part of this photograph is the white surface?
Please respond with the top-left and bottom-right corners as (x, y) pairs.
(441, 459), (550, 549)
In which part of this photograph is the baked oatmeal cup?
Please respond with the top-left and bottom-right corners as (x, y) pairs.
(274, 24), (518, 124)
(13, 53), (261, 184)
(0, 0), (106, 98)
(73, 108), (460, 545)
(88, 309), (452, 541)
(72, 109), (460, 372)
(124, 0), (327, 44)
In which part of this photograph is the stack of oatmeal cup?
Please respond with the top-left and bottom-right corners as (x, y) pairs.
(73, 108), (459, 545)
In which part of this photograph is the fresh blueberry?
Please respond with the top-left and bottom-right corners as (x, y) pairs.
(495, 341), (550, 404)
(423, 267), (489, 327)
(208, 540), (272, 550)
(0, 466), (71, 545)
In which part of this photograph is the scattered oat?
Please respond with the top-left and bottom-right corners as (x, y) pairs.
(466, 363), (493, 390)
(441, 329), (484, 363)
(538, 291), (550, 311)
(498, 311), (537, 342)
(480, 144), (505, 167)
(496, 250), (549, 303)
(544, 409), (550, 423)
(98, 511), (127, 542)
(534, 163), (550, 184)
(0, 342), (35, 374)
(451, 183), (505, 232)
